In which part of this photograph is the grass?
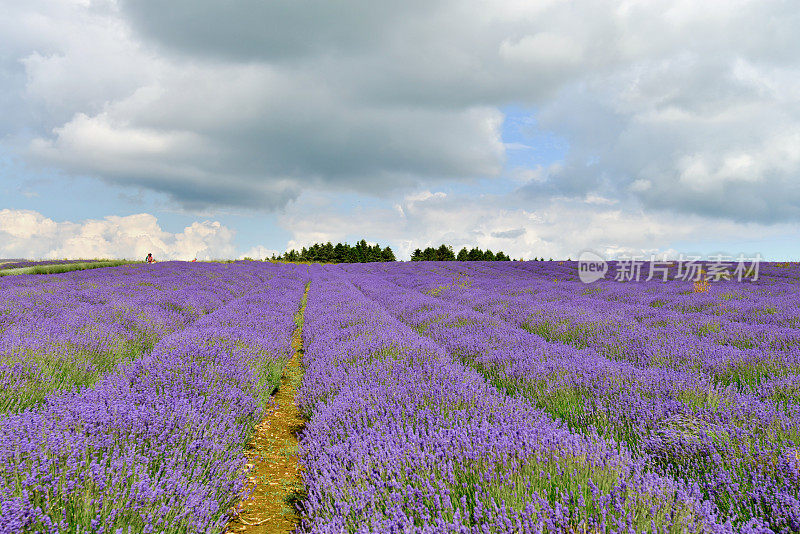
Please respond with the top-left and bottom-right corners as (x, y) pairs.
(326, 430), (706, 532)
(455, 354), (644, 447)
(0, 337), (154, 412)
(675, 388), (725, 411)
(0, 260), (134, 276)
(447, 451), (704, 533)
(450, 347), (800, 531)
(767, 381), (800, 409)
(693, 321), (721, 337)
(220, 341), (288, 403)
(522, 317), (597, 349)
(710, 357), (798, 389)
(412, 313), (447, 334)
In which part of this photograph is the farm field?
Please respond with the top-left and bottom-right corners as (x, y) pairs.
(0, 260), (104, 270)
(1, 260), (799, 533)
(0, 260), (132, 277)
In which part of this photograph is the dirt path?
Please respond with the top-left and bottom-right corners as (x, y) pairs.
(228, 283), (309, 534)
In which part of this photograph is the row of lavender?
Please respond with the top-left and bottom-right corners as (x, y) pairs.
(441, 261), (800, 383)
(0, 262), (265, 412)
(374, 260), (800, 398)
(465, 260), (797, 407)
(0, 262), (306, 532)
(296, 265), (731, 533)
(339, 262), (799, 531)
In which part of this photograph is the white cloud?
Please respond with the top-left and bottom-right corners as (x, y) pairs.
(404, 191), (447, 204)
(239, 245), (279, 260)
(0, 209), (236, 260)
(278, 191), (800, 261)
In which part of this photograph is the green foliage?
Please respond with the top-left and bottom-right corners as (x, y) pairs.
(411, 244), (511, 261)
(522, 318), (596, 349)
(694, 321), (722, 337)
(446, 451), (704, 533)
(712, 357), (796, 388)
(0, 260), (133, 277)
(273, 239), (395, 263)
(0, 338), (153, 412)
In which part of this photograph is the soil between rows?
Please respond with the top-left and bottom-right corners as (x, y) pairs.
(227, 289), (308, 534)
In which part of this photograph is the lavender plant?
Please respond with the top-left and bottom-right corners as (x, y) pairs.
(0, 262), (307, 532)
(0, 262), (266, 412)
(296, 266), (727, 533)
(347, 261), (799, 531)
(3, 260), (799, 532)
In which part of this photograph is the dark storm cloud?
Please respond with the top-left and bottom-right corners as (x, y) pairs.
(4, 0), (800, 223)
(118, 0), (439, 62)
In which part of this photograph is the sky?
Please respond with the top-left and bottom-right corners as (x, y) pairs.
(1, 0), (799, 261)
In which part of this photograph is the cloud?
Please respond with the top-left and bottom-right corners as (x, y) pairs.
(1, 0), (799, 224)
(0, 209), (236, 260)
(278, 190), (799, 260)
(491, 228), (526, 239)
(239, 245), (279, 260)
(405, 191), (447, 204)
(7, 0), (507, 209)
(119, 0), (440, 62)
(524, 53), (800, 222)
(499, 33), (584, 66)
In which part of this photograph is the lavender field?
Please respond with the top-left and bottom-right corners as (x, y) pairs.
(2, 261), (799, 533)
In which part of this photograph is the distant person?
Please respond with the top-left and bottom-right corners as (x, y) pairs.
(145, 253), (155, 264)
(192, 258), (197, 262)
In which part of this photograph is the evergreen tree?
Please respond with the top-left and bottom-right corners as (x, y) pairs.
(420, 247), (437, 261)
(276, 240), (508, 263)
(321, 242), (334, 261)
(370, 244), (383, 262)
(354, 240), (366, 262)
(333, 243), (347, 263)
(276, 239), (396, 263)
(467, 247), (483, 261)
(437, 244), (455, 261)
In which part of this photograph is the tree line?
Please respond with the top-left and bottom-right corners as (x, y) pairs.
(411, 245), (512, 261)
(269, 240), (515, 263)
(272, 240), (396, 263)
